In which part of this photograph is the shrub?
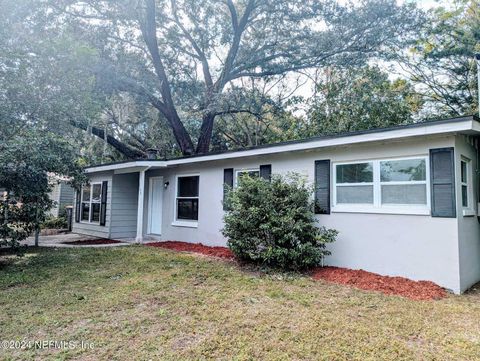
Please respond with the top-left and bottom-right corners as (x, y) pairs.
(41, 216), (68, 230)
(223, 173), (338, 270)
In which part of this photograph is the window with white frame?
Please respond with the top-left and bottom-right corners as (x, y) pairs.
(81, 183), (102, 223)
(461, 157), (471, 209)
(176, 175), (199, 221)
(334, 156), (429, 212)
(380, 158), (427, 205)
(235, 168), (260, 186)
(335, 162), (374, 204)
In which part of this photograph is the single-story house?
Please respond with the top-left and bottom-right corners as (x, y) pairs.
(73, 115), (480, 294)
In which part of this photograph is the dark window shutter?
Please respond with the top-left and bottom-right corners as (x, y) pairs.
(100, 180), (108, 226)
(259, 164), (272, 181)
(223, 168), (234, 211)
(75, 190), (81, 223)
(430, 148), (456, 218)
(315, 160), (331, 214)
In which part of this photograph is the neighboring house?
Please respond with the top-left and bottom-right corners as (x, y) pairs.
(73, 115), (480, 294)
(1, 177), (74, 218)
(47, 178), (75, 218)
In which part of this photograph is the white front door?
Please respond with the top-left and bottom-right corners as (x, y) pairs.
(148, 176), (163, 235)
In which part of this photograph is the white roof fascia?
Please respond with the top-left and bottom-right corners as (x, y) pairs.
(85, 160), (167, 174)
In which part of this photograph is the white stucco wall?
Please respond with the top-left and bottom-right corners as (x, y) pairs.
(455, 135), (480, 292)
(139, 135), (463, 292)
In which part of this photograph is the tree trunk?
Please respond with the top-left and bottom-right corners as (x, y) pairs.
(196, 113), (216, 154)
(34, 229), (39, 247)
(160, 108), (195, 156)
(34, 204), (39, 247)
(142, 0), (195, 156)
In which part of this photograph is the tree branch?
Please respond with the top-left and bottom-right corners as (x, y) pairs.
(215, 0), (256, 91)
(70, 120), (145, 159)
(170, 0), (214, 90)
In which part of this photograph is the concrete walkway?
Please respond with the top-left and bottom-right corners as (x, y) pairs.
(22, 233), (133, 248)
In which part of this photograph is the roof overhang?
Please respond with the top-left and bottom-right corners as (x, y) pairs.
(85, 161), (167, 174)
(85, 116), (480, 174)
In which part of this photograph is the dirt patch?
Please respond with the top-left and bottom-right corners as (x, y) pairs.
(62, 239), (123, 245)
(311, 266), (447, 301)
(146, 241), (234, 259)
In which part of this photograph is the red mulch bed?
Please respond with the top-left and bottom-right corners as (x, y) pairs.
(311, 266), (447, 301)
(62, 239), (122, 245)
(146, 241), (234, 259)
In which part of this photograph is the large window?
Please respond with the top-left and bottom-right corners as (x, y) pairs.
(176, 175), (199, 221)
(81, 183), (102, 223)
(334, 156), (429, 213)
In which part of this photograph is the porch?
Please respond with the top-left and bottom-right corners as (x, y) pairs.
(109, 165), (168, 243)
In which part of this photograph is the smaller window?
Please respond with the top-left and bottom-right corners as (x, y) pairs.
(81, 183), (103, 223)
(461, 159), (470, 208)
(176, 176), (199, 221)
(81, 185), (91, 221)
(235, 169), (260, 186)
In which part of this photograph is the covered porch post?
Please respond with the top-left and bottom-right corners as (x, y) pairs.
(135, 167), (149, 243)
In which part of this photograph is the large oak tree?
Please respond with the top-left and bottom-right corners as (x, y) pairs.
(49, 0), (420, 157)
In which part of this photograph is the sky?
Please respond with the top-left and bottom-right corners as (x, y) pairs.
(411, 0), (441, 9)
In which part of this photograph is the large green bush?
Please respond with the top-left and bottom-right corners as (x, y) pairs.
(223, 173), (337, 270)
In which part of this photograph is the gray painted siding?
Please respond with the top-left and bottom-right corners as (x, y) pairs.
(49, 182), (75, 217)
(58, 183), (75, 214)
(72, 173), (112, 239)
(110, 173), (139, 240)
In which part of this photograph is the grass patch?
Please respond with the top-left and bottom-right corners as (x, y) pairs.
(1, 246), (480, 360)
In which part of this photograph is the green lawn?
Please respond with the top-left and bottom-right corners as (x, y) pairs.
(1, 246), (480, 360)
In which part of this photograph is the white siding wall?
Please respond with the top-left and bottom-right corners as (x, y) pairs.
(110, 173), (139, 240)
(455, 136), (480, 292)
(72, 172), (112, 239)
